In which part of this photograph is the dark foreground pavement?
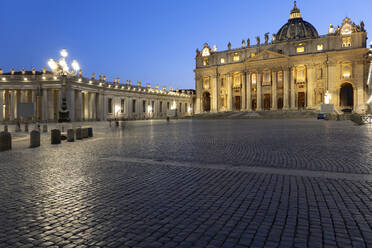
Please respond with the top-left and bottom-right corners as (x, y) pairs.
(0, 119), (371, 248)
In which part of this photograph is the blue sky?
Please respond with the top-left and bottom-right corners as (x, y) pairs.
(0, 0), (371, 90)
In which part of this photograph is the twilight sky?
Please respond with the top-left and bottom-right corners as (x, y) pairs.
(1, 0), (371, 90)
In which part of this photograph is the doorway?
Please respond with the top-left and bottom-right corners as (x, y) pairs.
(340, 83), (353, 108)
(202, 92), (211, 112)
(264, 94), (271, 110)
(298, 92), (305, 109)
(235, 96), (241, 111)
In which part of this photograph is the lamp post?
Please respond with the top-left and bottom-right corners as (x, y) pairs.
(47, 49), (80, 122)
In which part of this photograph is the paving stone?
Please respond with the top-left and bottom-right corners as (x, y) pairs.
(0, 120), (371, 247)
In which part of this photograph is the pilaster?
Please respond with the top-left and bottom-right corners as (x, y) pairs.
(256, 73), (262, 111)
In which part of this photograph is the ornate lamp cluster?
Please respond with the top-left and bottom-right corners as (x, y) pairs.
(48, 49), (80, 76)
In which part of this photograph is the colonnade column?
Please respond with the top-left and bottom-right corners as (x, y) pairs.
(66, 88), (75, 122)
(271, 71), (278, 111)
(227, 74), (232, 111)
(77, 90), (83, 121)
(91, 93), (96, 120)
(42, 89), (48, 121)
(246, 73), (252, 111)
(21, 90), (26, 103)
(290, 67), (296, 110)
(283, 68), (290, 110)
(32, 90), (36, 120)
(242, 72), (246, 110)
(256, 73), (262, 111)
(10, 90), (15, 121)
(211, 75), (218, 112)
(0, 90), (3, 121)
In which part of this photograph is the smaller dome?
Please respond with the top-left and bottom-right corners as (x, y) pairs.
(276, 1), (319, 42)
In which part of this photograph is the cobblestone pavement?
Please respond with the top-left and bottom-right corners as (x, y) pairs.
(0, 119), (371, 248)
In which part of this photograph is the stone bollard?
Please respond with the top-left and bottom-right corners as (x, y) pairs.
(76, 128), (83, 140)
(0, 131), (12, 151)
(30, 130), (40, 148)
(43, 124), (48, 133)
(88, 127), (93, 137)
(67, 129), (75, 142)
(51, 129), (61, 144)
(82, 128), (89, 138)
(4, 124), (8, 132)
(24, 123), (29, 133)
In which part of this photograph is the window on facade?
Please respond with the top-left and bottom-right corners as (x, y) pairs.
(132, 99), (136, 113)
(277, 71), (283, 89)
(263, 72), (270, 83)
(152, 101), (155, 112)
(317, 44), (324, 51)
(143, 100), (146, 113)
(203, 78), (210, 89)
(342, 64), (352, 78)
(297, 67), (305, 82)
(342, 37), (352, 47)
(120, 99), (125, 113)
(108, 98), (112, 114)
(233, 55), (240, 62)
(167, 102), (170, 110)
(251, 74), (257, 85)
(233, 75), (241, 88)
(220, 58), (225, 64)
(160, 101), (163, 112)
(203, 58), (209, 66)
(297, 47), (305, 53)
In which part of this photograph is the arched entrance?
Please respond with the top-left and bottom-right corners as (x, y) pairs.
(202, 92), (211, 112)
(340, 83), (353, 109)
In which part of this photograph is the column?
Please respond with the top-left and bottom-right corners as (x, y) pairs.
(290, 67), (296, 109)
(227, 74), (232, 111)
(126, 97), (131, 119)
(10, 90), (15, 121)
(42, 89), (48, 121)
(242, 72), (246, 111)
(271, 71), (278, 110)
(59, 88), (63, 111)
(307, 66), (315, 108)
(0, 90), (3, 121)
(77, 90), (83, 121)
(32, 90), (36, 120)
(283, 68), (290, 110)
(211, 75), (218, 112)
(67, 88), (75, 122)
(256, 73), (262, 111)
(21, 90), (26, 103)
(92, 93), (96, 120)
(195, 77), (202, 114)
(246, 73), (252, 111)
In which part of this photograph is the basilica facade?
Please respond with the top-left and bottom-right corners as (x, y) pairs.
(194, 2), (371, 114)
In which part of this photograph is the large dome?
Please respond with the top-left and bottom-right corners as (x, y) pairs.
(275, 2), (319, 42)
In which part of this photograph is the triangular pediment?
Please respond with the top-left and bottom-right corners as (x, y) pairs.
(247, 50), (288, 62)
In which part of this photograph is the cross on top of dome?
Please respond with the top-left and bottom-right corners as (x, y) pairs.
(290, 1), (302, 19)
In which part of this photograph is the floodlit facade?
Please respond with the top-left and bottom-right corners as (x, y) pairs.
(0, 69), (194, 122)
(195, 2), (372, 114)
